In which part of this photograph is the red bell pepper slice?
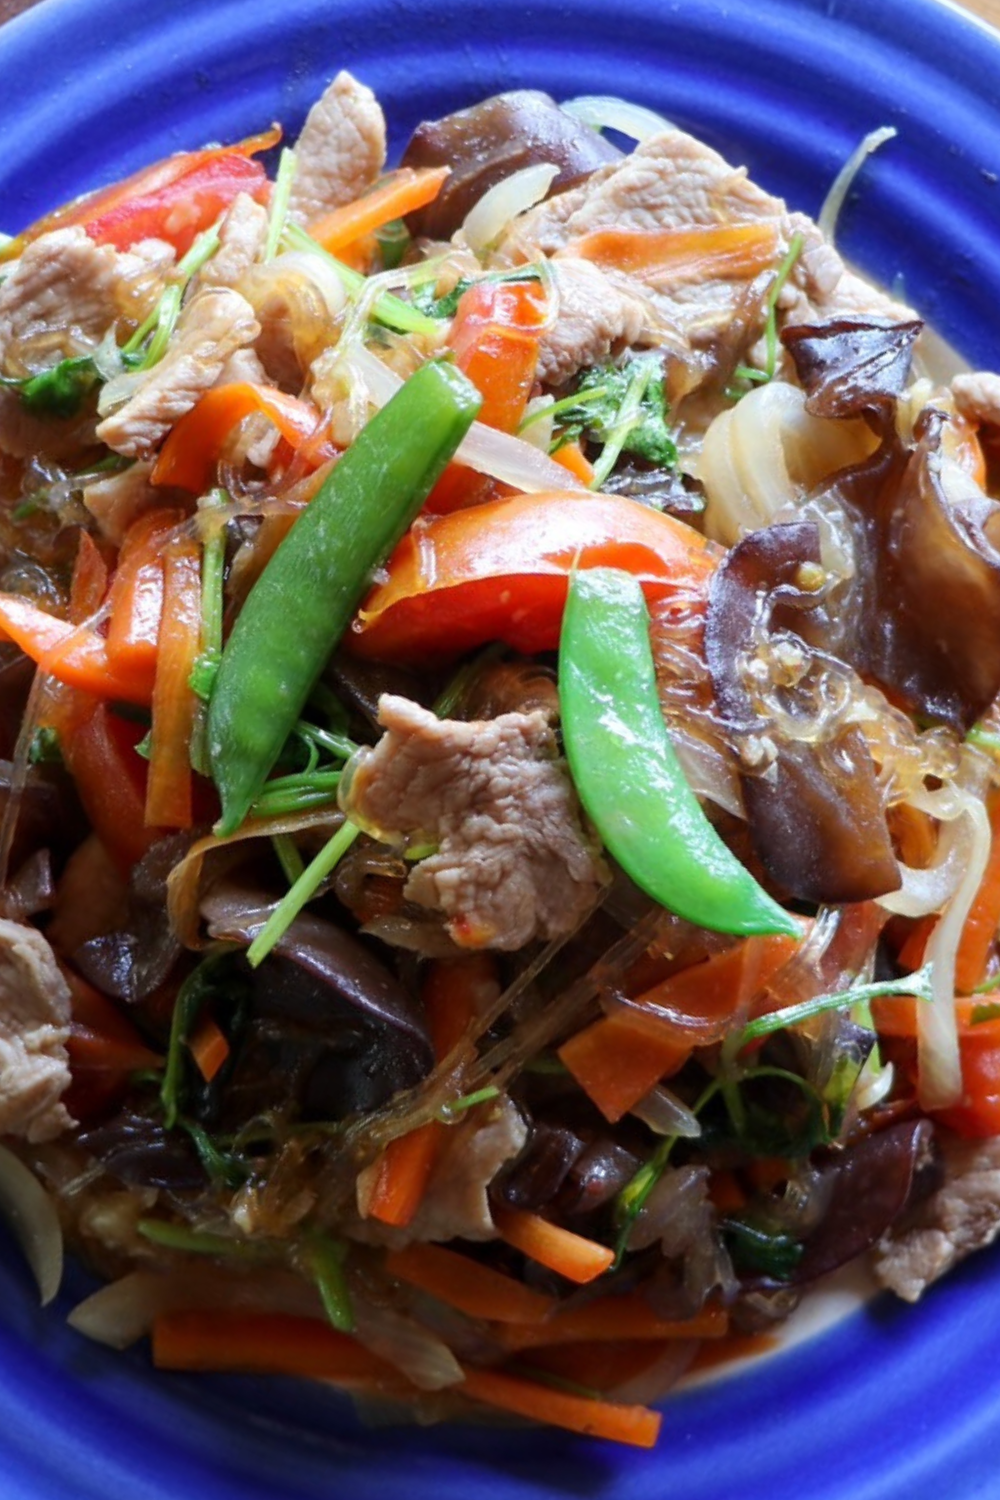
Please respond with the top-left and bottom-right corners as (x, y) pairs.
(350, 489), (718, 662)
(61, 703), (162, 874)
(1, 127), (278, 260)
(425, 279), (548, 515)
(152, 383), (332, 494)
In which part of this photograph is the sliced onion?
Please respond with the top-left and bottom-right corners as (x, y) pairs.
(561, 94), (675, 144)
(457, 416), (586, 492)
(346, 344), (585, 494)
(817, 126), (897, 245)
(266, 250), (348, 317)
(461, 163), (560, 252)
(0, 1143), (63, 1306)
(918, 789), (991, 1109)
(68, 1271), (173, 1349)
(351, 1297), (463, 1391)
(97, 366), (146, 417)
(876, 806), (971, 918)
(608, 1342), (698, 1405)
(630, 1084), (702, 1138)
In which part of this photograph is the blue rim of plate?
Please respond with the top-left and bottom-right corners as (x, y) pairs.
(4, 0), (1000, 1495)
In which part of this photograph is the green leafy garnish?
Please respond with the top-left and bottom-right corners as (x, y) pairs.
(553, 354), (676, 487)
(301, 1230), (354, 1332)
(971, 1000), (1000, 1024)
(725, 232), (806, 400)
(436, 1084), (501, 1121)
(138, 1218), (267, 1259)
(13, 356), (102, 418)
(413, 266), (544, 320)
(722, 1217), (804, 1279)
(27, 725), (62, 766)
(246, 819), (361, 967)
(160, 950), (246, 1129)
(738, 962), (934, 1043)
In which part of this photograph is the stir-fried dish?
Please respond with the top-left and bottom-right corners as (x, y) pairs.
(3, 74), (1000, 1449)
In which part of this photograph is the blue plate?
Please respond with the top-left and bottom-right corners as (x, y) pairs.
(4, 0), (1000, 1494)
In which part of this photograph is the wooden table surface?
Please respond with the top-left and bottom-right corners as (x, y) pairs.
(0, 0), (998, 23)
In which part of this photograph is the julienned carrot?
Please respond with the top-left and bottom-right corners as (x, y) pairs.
(955, 796), (1000, 993)
(105, 508), (185, 679)
(457, 1364), (661, 1449)
(306, 167), (450, 255)
(366, 956), (495, 1227)
(60, 703), (161, 872)
(145, 536), (202, 828)
(492, 1206), (614, 1285)
(152, 1310), (660, 1447)
(560, 933), (801, 1122)
(365, 1121), (443, 1227)
(897, 914), (936, 974)
(552, 440), (596, 486)
(0, 594), (155, 703)
(567, 221), (781, 282)
(424, 953), (498, 1058)
(151, 383), (332, 493)
(152, 1311), (396, 1386)
(558, 1013), (689, 1124)
(385, 1242), (556, 1325)
(69, 530), (109, 622)
(188, 1013), (230, 1083)
(494, 1295), (728, 1352)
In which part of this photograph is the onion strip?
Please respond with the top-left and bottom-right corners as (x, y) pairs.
(0, 1144), (63, 1306)
(561, 95), (675, 144)
(346, 344), (585, 494)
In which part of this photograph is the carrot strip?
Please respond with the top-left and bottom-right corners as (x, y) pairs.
(188, 1013), (230, 1083)
(492, 1206), (614, 1285)
(366, 955), (497, 1227)
(567, 221), (781, 283)
(306, 167), (450, 255)
(61, 703), (160, 871)
(105, 508), (185, 679)
(69, 531), (109, 622)
(493, 1295), (728, 1352)
(385, 1243), (556, 1326)
(152, 1311), (396, 1387)
(424, 953), (498, 1058)
(559, 1013), (689, 1124)
(0, 594), (155, 703)
(955, 796), (1000, 993)
(151, 383), (331, 493)
(897, 914), (937, 974)
(560, 933), (800, 1121)
(457, 1364), (661, 1449)
(365, 1121), (443, 1228)
(145, 535), (202, 827)
(552, 441), (596, 486)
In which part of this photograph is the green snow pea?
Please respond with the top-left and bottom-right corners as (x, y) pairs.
(559, 566), (799, 938)
(208, 359), (481, 835)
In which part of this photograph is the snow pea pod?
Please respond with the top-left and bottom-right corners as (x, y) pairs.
(208, 360), (481, 835)
(559, 567), (799, 938)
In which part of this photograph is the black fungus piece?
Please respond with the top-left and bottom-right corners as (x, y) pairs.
(78, 1111), (206, 1191)
(705, 519), (900, 903)
(201, 890), (434, 1121)
(400, 91), (622, 240)
(73, 832), (193, 1002)
(790, 1117), (937, 1284)
(782, 316), (923, 421)
(784, 318), (1000, 731)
